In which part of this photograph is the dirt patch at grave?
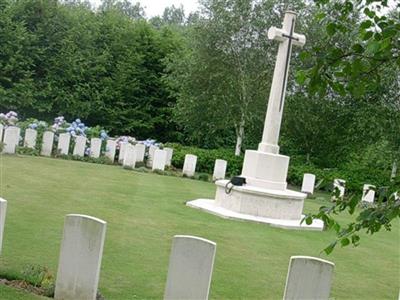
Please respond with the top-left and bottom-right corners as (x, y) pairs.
(0, 278), (105, 299)
(0, 278), (52, 297)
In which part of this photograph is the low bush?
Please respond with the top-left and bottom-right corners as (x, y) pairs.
(165, 143), (243, 177)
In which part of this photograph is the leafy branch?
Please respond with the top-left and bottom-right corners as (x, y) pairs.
(303, 182), (400, 254)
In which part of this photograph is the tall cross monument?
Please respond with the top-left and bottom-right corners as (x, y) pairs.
(259, 11), (306, 154)
(188, 11), (324, 230)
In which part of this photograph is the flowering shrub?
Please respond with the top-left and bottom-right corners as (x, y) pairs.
(0, 111), (19, 126)
(115, 136), (136, 150)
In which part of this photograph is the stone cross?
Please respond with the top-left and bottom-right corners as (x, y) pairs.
(55, 214), (107, 300)
(164, 235), (216, 300)
(283, 256), (334, 300)
(259, 11), (306, 155)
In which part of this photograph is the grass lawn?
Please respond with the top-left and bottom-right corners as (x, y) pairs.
(0, 155), (398, 299)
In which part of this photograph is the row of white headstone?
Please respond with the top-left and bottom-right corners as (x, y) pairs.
(301, 173), (379, 203)
(0, 201), (334, 300)
(0, 126), (229, 180)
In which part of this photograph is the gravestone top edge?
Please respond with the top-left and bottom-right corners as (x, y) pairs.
(0, 198), (6, 203)
(285, 10), (297, 16)
(173, 235), (216, 247)
(66, 214), (107, 225)
(290, 255), (335, 267)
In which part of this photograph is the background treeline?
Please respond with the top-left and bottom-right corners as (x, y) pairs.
(0, 0), (399, 187)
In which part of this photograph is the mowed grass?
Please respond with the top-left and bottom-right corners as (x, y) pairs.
(0, 155), (398, 300)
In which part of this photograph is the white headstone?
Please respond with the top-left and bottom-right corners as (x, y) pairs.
(0, 124), (3, 142)
(391, 161), (397, 181)
(283, 256), (334, 300)
(41, 131), (54, 156)
(135, 143), (146, 162)
(73, 136), (87, 157)
(152, 149), (167, 171)
(301, 173), (316, 194)
(54, 214), (107, 300)
(90, 138), (102, 158)
(333, 179), (346, 198)
(123, 145), (136, 169)
(164, 235), (216, 300)
(213, 159), (227, 181)
(118, 142), (128, 164)
(2, 126), (20, 154)
(0, 198), (7, 255)
(362, 184), (375, 203)
(57, 133), (70, 155)
(183, 154), (197, 177)
(24, 128), (37, 149)
(146, 145), (158, 168)
(164, 147), (174, 167)
(105, 139), (116, 162)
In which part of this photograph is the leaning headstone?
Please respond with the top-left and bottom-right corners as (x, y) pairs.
(164, 147), (174, 167)
(283, 256), (334, 300)
(41, 131), (55, 156)
(362, 184), (376, 203)
(2, 126), (21, 154)
(123, 145), (136, 169)
(183, 154), (197, 177)
(73, 136), (86, 157)
(0, 198), (7, 255)
(54, 214), (106, 300)
(90, 138), (102, 158)
(118, 142), (128, 164)
(24, 128), (37, 149)
(135, 143), (146, 162)
(0, 124), (3, 142)
(146, 145), (158, 168)
(57, 133), (70, 155)
(301, 173), (316, 195)
(391, 161), (397, 181)
(164, 235), (216, 300)
(152, 149), (167, 171)
(105, 139), (116, 162)
(333, 179), (346, 198)
(213, 159), (227, 181)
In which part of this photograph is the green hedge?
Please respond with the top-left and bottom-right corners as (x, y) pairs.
(165, 143), (243, 178)
(166, 143), (397, 193)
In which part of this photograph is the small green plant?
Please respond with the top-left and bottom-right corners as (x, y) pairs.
(196, 173), (210, 182)
(153, 169), (167, 175)
(16, 146), (39, 156)
(21, 264), (55, 297)
(134, 167), (150, 173)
